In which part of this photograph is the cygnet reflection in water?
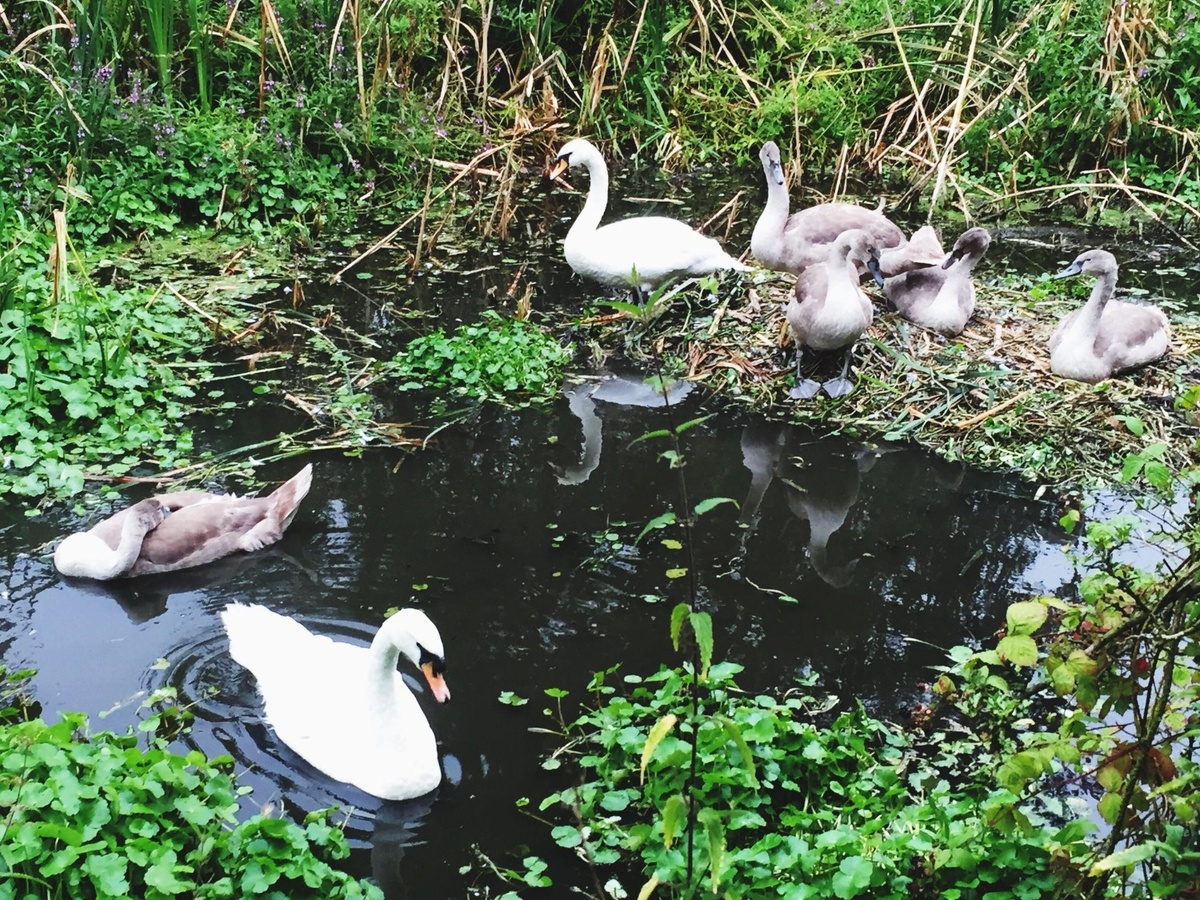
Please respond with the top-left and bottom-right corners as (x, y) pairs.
(552, 374), (694, 486)
(736, 426), (881, 588)
(60, 547), (309, 624)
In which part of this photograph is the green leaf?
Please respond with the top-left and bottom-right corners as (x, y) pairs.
(670, 604), (690, 651)
(697, 808), (725, 894)
(996, 634), (1038, 667)
(673, 415), (712, 434)
(1090, 842), (1158, 873)
(498, 691), (529, 707)
(665, 567), (688, 579)
(629, 428), (673, 446)
(715, 714), (758, 786)
(832, 855), (874, 898)
(641, 714), (678, 783)
(662, 795), (688, 849)
(84, 852), (130, 896)
(690, 611), (713, 680)
(636, 512), (676, 544)
(1098, 791), (1124, 825)
(551, 825), (582, 848)
(693, 496), (736, 516)
(1005, 601), (1048, 636)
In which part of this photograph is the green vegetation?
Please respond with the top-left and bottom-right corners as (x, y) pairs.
(0, 226), (216, 500)
(385, 311), (572, 406)
(493, 410), (1200, 898)
(0, 673), (380, 899)
(526, 504), (1200, 897)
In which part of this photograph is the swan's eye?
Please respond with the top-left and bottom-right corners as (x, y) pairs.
(417, 643), (446, 675)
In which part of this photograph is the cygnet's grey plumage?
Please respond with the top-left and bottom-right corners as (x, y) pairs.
(884, 227), (991, 336)
(752, 141), (914, 275)
(785, 229), (884, 399)
(54, 465), (313, 580)
(1048, 249), (1171, 383)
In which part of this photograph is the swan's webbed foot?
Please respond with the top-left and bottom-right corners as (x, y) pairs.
(790, 379), (823, 400)
(822, 377), (854, 398)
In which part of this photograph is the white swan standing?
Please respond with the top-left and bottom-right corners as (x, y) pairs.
(54, 464), (313, 580)
(884, 227), (991, 336)
(221, 604), (451, 801)
(785, 229), (885, 399)
(547, 138), (745, 297)
(1048, 249), (1171, 383)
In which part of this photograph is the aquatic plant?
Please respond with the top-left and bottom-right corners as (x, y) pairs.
(529, 611), (1076, 897)
(0, 688), (382, 899)
(385, 310), (572, 406)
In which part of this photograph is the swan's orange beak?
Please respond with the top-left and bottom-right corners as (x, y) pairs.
(422, 662), (451, 703)
(546, 156), (570, 182)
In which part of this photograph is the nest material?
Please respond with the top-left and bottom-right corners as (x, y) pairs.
(581, 278), (1200, 485)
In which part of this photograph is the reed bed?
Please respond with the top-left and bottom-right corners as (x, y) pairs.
(577, 278), (1200, 485)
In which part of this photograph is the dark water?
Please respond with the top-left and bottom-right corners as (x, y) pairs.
(6, 394), (1078, 897)
(3, 159), (1194, 897)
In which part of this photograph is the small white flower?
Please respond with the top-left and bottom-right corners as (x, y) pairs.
(604, 877), (627, 899)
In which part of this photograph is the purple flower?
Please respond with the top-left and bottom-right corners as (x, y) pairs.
(95, 65), (113, 81)
(1137, 65), (1149, 79)
(435, 127), (447, 138)
(334, 120), (343, 130)
(296, 92), (305, 108)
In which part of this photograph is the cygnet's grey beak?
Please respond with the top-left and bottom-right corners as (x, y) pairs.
(1054, 260), (1083, 279)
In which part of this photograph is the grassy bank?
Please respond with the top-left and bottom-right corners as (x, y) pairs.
(568, 273), (1200, 486)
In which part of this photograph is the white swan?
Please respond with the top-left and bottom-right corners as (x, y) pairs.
(221, 604), (451, 801)
(884, 227), (991, 336)
(54, 464), (313, 580)
(547, 139), (745, 296)
(1048, 249), (1171, 383)
(752, 141), (917, 275)
(785, 229), (884, 399)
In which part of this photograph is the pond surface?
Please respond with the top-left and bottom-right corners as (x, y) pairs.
(8, 392), (1078, 897)
(4, 158), (1194, 897)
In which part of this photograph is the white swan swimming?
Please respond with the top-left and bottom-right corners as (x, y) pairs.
(785, 229), (884, 399)
(884, 227), (991, 336)
(54, 464), (313, 580)
(547, 138), (745, 296)
(1048, 249), (1171, 383)
(221, 603), (451, 801)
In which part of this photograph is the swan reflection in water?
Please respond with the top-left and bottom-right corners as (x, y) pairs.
(737, 425), (882, 588)
(553, 374), (694, 486)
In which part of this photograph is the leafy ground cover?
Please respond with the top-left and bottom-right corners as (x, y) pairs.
(0, 672), (380, 899)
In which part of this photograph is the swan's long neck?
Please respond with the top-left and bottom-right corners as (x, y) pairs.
(364, 633), (407, 721)
(828, 245), (860, 296)
(1078, 270), (1116, 334)
(752, 163), (790, 247)
(566, 149), (610, 243)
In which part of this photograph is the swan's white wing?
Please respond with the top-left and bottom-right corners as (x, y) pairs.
(568, 216), (740, 288)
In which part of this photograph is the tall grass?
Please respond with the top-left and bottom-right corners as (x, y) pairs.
(141, 0), (176, 101)
(4, 0), (1199, 228)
